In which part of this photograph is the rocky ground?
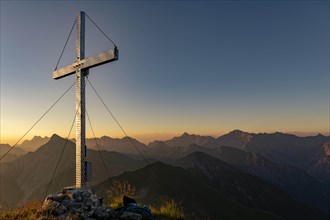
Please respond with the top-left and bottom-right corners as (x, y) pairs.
(39, 187), (148, 220)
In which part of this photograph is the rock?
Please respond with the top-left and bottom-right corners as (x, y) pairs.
(118, 196), (152, 220)
(120, 211), (142, 220)
(92, 206), (115, 219)
(41, 187), (115, 220)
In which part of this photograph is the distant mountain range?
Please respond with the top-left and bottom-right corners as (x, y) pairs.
(146, 130), (329, 185)
(0, 144), (26, 163)
(153, 130), (328, 169)
(0, 136), (50, 163)
(214, 146), (330, 213)
(1, 130), (329, 217)
(0, 135), (150, 206)
(77, 136), (149, 154)
(4, 130), (328, 166)
(3, 135), (148, 155)
(18, 136), (50, 152)
(149, 132), (216, 148)
(175, 152), (329, 220)
(95, 152), (328, 220)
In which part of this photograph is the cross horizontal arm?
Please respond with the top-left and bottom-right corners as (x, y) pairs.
(53, 47), (118, 79)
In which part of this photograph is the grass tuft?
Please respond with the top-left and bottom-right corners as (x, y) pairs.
(0, 200), (43, 220)
(107, 180), (136, 208)
(152, 199), (185, 220)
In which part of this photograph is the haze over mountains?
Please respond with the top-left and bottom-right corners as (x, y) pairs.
(0, 144), (25, 163)
(18, 136), (50, 152)
(0, 134), (151, 206)
(1, 130), (329, 218)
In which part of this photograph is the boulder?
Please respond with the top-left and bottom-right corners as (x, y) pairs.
(41, 187), (115, 219)
(120, 211), (142, 220)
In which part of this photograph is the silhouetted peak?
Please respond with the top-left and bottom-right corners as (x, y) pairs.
(33, 134), (70, 154)
(31, 135), (41, 140)
(229, 129), (247, 135)
(222, 130), (253, 144)
(0, 143), (12, 148)
(181, 132), (191, 137)
(19, 135), (49, 145)
(273, 132), (294, 137)
(31, 135), (48, 140)
(100, 135), (111, 140)
(50, 134), (65, 142)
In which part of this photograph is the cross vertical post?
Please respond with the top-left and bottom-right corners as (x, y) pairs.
(75, 11), (87, 188)
(52, 11), (118, 189)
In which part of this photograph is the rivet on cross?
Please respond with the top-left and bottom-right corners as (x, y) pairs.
(52, 11), (118, 188)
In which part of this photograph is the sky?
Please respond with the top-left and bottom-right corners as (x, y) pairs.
(0, 0), (329, 145)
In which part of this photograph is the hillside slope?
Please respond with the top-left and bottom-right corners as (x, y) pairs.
(0, 134), (148, 206)
(94, 162), (283, 220)
(176, 152), (329, 219)
(214, 146), (330, 213)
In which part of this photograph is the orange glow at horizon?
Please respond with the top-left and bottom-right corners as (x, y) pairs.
(1, 128), (328, 146)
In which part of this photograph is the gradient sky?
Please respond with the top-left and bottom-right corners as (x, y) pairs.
(1, 0), (329, 145)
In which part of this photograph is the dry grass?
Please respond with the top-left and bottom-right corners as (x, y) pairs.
(0, 200), (43, 220)
(107, 180), (136, 208)
(107, 180), (186, 219)
(0, 199), (186, 220)
(0, 181), (186, 219)
(152, 199), (185, 220)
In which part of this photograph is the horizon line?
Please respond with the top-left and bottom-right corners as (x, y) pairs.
(1, 129), (329, 146)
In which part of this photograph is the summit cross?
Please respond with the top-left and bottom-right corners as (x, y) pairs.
(52, 11), (118, 188)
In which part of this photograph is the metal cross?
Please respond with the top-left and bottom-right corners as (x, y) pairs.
(53, 11), (118, 188)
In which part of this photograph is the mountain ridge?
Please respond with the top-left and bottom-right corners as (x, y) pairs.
(214, 146), (330, 213)
(94, 161), (284, 220)
(175, 151), (329, 218)
(149, 132), (216, 148)
(0, 134), (149, 206)
(3, 130), (328, 155)
(18, 135), (50, 152)
(95, 155), (329, 220)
